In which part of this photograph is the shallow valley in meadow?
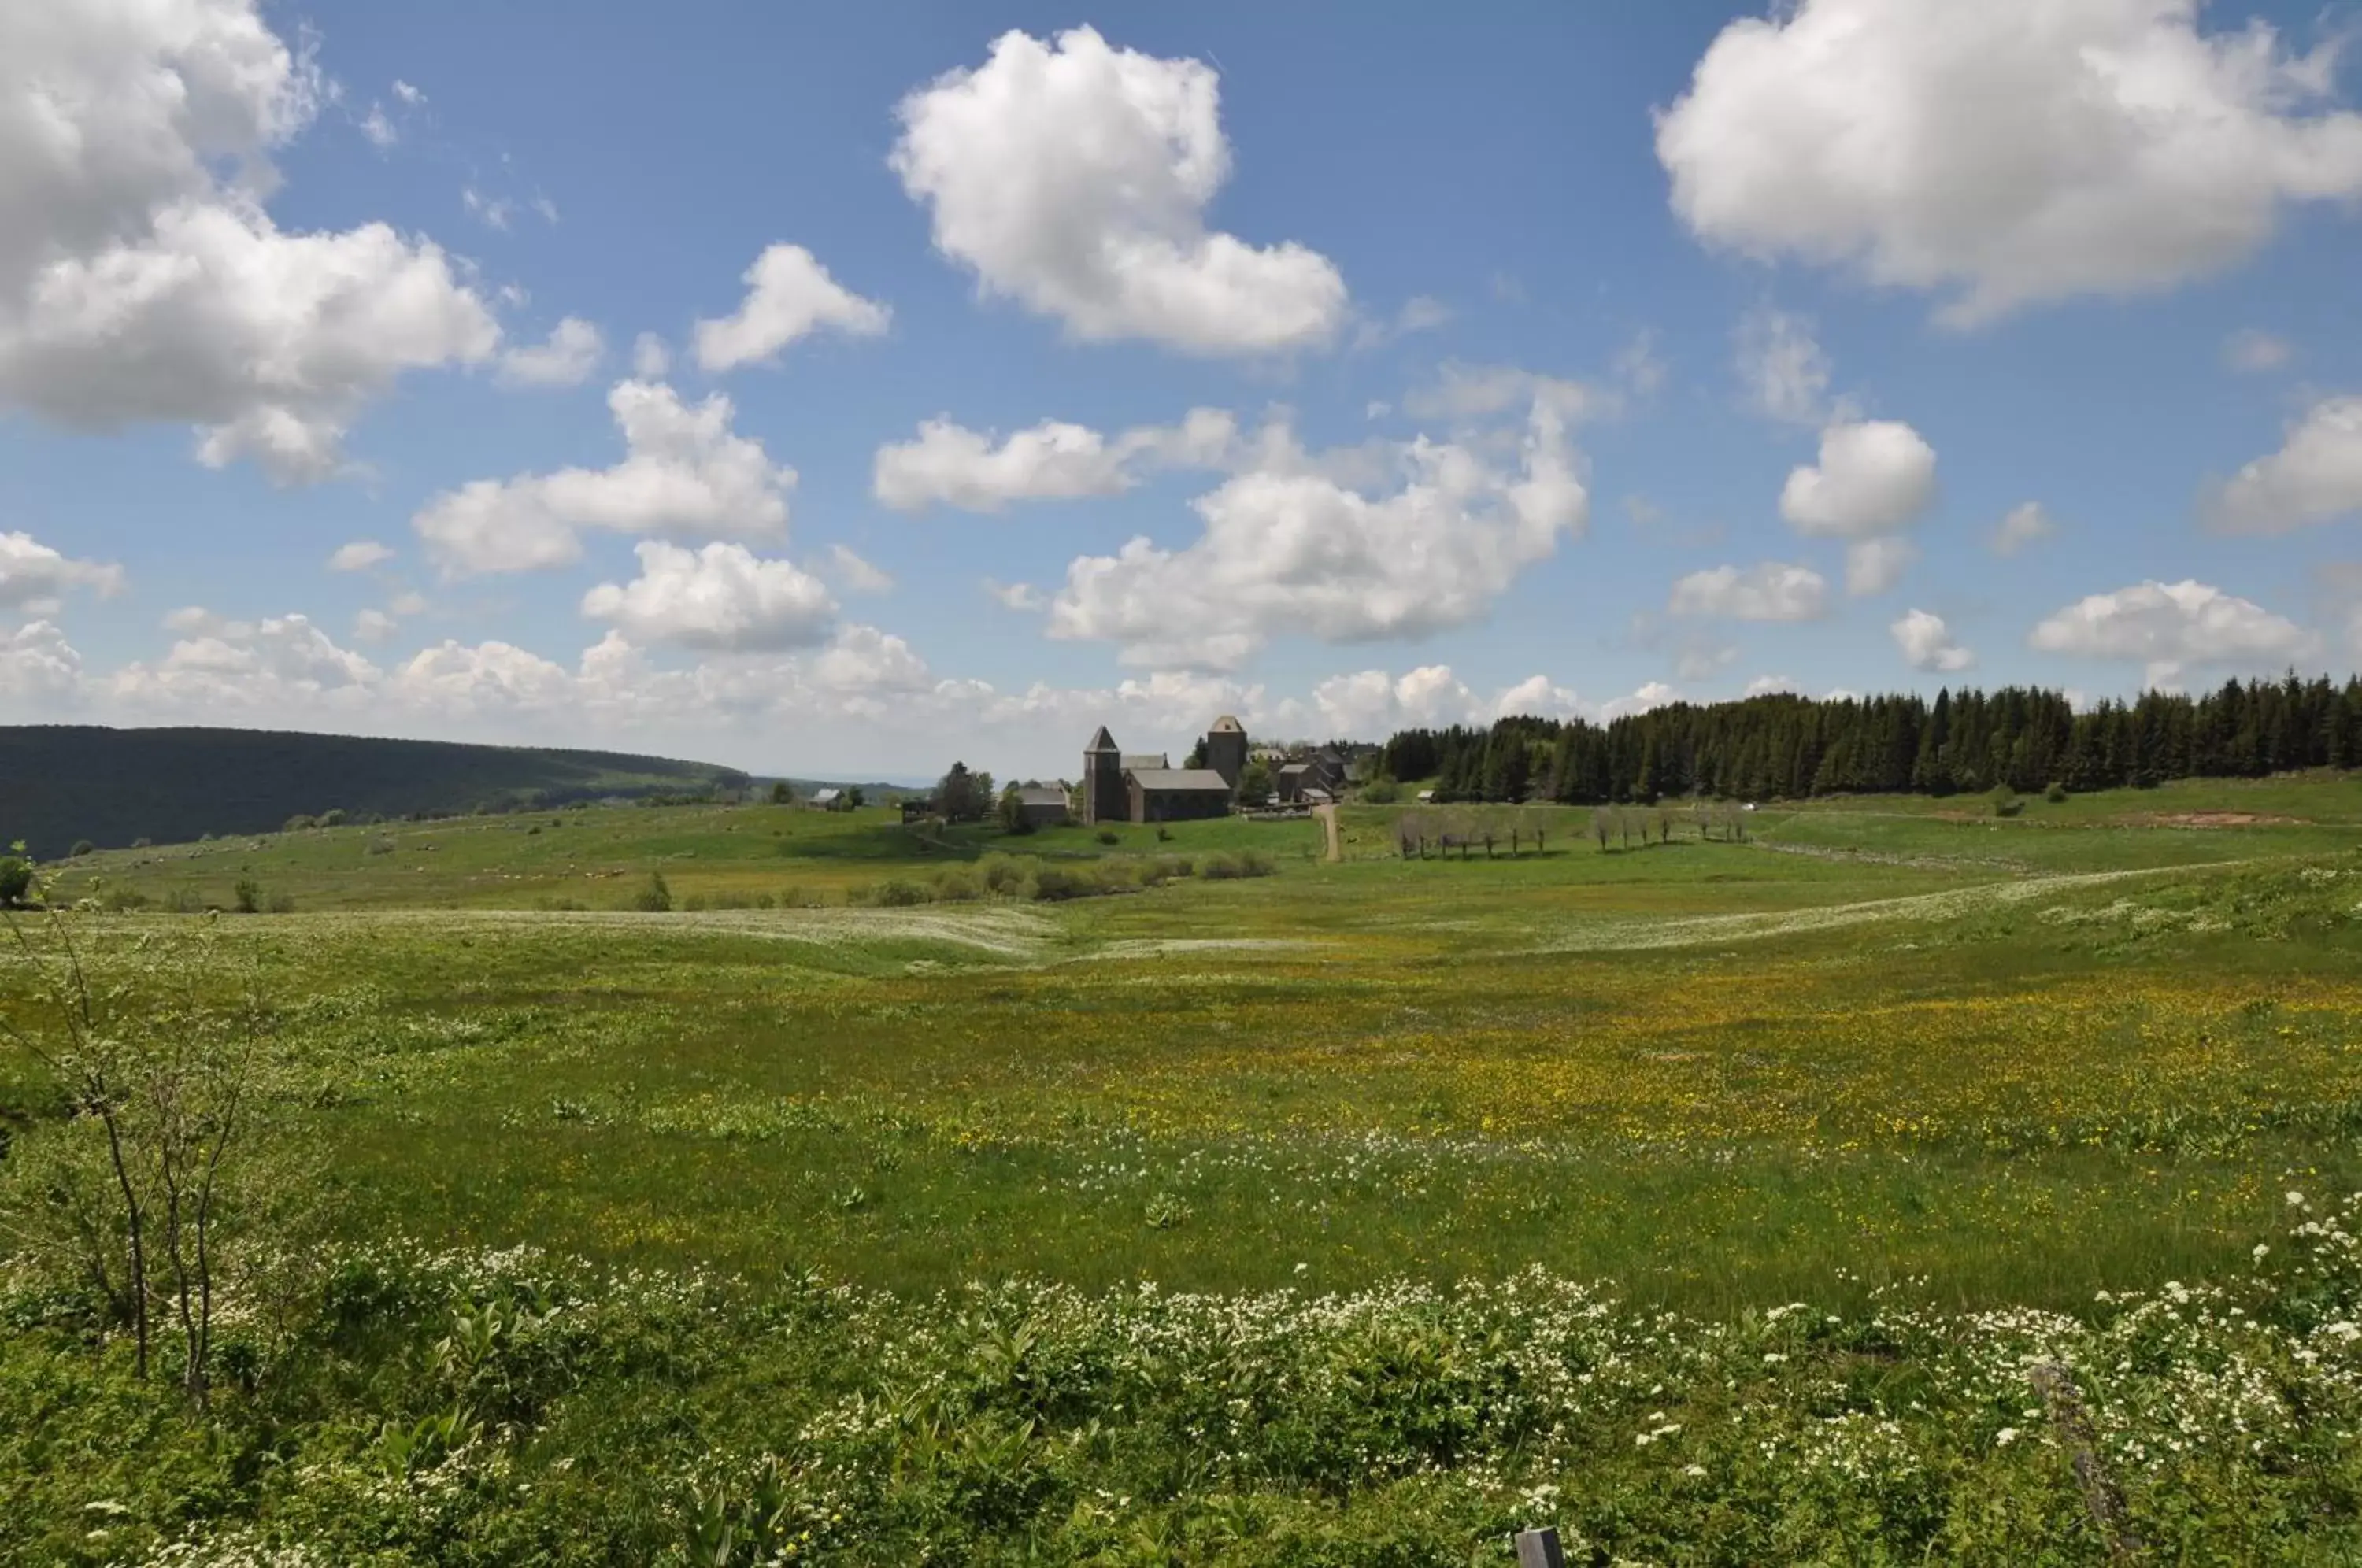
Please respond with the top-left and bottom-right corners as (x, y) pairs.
(7, 783), (2362, 1562)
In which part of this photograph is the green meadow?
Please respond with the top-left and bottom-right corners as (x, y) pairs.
(7, 778), (2362, 1563)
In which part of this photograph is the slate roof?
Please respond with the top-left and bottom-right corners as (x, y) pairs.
(1125, 767), (1233, 793)
(1086, 726), (1119, 753)
(1208, 714), (1246, 734)
(1016, 786), (1068, 808)
(1120, 752), (1171, 772)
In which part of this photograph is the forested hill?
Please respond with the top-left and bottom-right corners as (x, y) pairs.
(1384, 675), (2362, 804)
(0, 726), (749, 856)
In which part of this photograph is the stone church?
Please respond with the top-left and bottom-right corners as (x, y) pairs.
(1081, 716), (1246, 825)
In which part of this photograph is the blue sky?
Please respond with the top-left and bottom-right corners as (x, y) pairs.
(2, 1), (2359, 779)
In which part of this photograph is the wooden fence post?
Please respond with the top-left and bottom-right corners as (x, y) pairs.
(2030, 1361), (2140, 1563)
(1514, 1526), (1568, 1568)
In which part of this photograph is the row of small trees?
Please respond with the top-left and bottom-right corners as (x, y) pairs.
(1590, 800), (1752, 849)
(1394, 807), (1548, 859)
(1391, 801), (1750, 860)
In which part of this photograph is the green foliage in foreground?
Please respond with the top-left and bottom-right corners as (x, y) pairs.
(9, 1198), (2362, 1565)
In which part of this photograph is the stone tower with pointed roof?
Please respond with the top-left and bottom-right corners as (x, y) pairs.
(1082, 725), (1127, 826)
(1204, 714), (1247, 790)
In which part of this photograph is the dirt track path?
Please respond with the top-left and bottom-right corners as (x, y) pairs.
(1313, 802), (1342, 863)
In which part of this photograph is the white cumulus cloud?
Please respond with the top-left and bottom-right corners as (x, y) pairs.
(580, 541), (836, 652)
(873, 409), (1236, 512)
(414, 380), (796, 575)
(1891, 608), (1975, 672)
(1657, 0), (2362, 325)
(1044, 401), (1586, 668)
(2029, 579), (2316, 687)
(0, 0), (501, 482)
(692, 244), (890, 373)
(1780, 420), (1938, 538)
(1845, 536), (1917, 597)
(890, 26), (1348, 356)
(820, 544), (894, 595)
(1668, 561), (1830, 623)
(1991, 501), (2058, 556)
(983, 579), (1046, 612)
(111, 612), (378, 709)
(0, 531), (125, 612)
(2203, 395), (2362, 534)
(1402, 363), (1610, 425)
(327, 540), (394, 572)
(1308, 664), (1593, 738)
(497, 317), (605, 388)
(1601, 682), (1684, 721)
(0, 620), (84, 703)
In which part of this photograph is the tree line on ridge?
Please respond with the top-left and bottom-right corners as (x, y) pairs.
(1379, 675), (2362, 804)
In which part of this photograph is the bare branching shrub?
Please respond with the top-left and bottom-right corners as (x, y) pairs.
(0, 893), (290, 1406)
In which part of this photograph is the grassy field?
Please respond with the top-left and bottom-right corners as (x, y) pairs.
(6, 778), (2362, 1562)
(43, 801), (1331, 910)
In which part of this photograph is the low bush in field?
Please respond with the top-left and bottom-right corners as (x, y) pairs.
(931, 868), (983, 902)
(1135, 855), (1194, 886)
(827, 852), (1249, 906)
(1026, 864), (1109, 901)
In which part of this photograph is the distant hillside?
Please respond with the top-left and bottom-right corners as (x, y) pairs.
(0, 726), (750, 856)
(766, 777), (935, 799)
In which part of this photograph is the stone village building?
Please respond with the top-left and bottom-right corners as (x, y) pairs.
(1080, 716), (1246, 825)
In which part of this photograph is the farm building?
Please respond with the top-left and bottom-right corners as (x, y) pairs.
(1202, 715), (1248, 788)
(1013, 785), (1071, 827)
(1125, 767), (1234, 823)
(809, 787), (843, 809)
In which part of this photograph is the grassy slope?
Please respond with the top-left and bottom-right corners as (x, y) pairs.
(0, 723), (749, 856)
(44, 801), (1332, 909)
(18, 775), (2361, 1315)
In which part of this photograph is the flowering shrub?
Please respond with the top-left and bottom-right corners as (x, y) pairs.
(9, 1195), (2362, 1564)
